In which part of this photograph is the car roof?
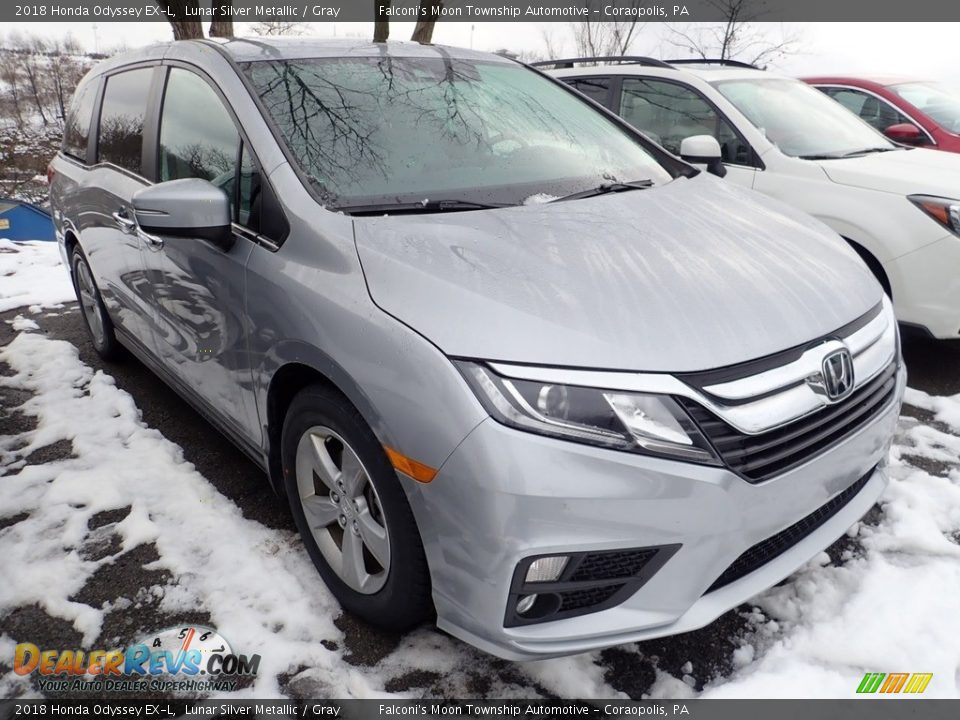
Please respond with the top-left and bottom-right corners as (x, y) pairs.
(802, 75), (922, 88)
(91, 38), (514, 77)
(549, 62), (776, 84)
(206, 37), (511, 64)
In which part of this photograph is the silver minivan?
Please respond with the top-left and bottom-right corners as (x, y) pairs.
(49, 38), (904, 660)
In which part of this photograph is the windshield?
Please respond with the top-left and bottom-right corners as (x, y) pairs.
(713, 77), (896, 158)
(889, 82), (960, 133)
(242, 56), (673, 210)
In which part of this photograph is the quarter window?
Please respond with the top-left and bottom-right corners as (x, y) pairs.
(97, 68), (153, 175)
(619, 78), (753, 166)
(62, 80), (98, 161)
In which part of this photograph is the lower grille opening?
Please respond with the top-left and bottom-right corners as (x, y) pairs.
(559, 584), (622, 612)
(705, 468), (874, 594)
(505, 545), (679, 627)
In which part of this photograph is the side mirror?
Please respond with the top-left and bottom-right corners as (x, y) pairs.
(680, 134), (727, 178)
(883, 122), (925, 146)
(132, 178), (233, 251)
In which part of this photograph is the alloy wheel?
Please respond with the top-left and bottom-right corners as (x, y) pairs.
(75, 258), (106, 348)
(294, 425), (391, 594)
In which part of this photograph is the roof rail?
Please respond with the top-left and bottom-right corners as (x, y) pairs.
(666, 58), (761, 70)
(530, 56), (673, 70)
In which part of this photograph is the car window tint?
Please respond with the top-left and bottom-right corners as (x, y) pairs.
(159, 68), (240, 210)
(822, 88), (910, 132)
(62, 81), (98, 161)
(97, 68), (152, 175)
(565, 77), (611, 107)
(619, 78), (752, 166)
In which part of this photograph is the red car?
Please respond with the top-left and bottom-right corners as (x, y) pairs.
(803, 76), (960, 153)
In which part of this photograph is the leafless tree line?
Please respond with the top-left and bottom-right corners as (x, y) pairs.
(0, 32), (96, 128)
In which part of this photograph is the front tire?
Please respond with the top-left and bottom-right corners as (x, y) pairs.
(70, 246), (122, 361)
(281, 385), (432, 630)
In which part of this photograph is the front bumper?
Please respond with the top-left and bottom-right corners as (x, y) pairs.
(886, 233), (960, 339)
(403, 365), (905, 660)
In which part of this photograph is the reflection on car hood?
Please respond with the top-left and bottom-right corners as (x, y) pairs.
(354, 175), (880, 372)
(818, 147), (960, 195)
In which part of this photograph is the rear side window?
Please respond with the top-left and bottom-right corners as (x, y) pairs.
(619, 78), (754, 166)
(97, 68), (153, 175)
(62, 81), (98, 161)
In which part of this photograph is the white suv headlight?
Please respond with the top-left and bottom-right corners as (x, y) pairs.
(457, 361), (719, 465)
(909, 194), (960, 236)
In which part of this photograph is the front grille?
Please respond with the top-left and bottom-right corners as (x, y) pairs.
(681, 361), (898, 483)
(569, 549), (658, 582)
(558, 584), (622, 611)
(705, 469), (873, 593)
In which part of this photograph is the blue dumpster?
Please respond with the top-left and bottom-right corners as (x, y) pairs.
(0, 198), (55, 242)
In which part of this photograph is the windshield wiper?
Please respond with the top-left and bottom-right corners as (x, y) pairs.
(798, 147), (899, 160)
(335, 199), (513, 216)
(551, 180), (654, 203)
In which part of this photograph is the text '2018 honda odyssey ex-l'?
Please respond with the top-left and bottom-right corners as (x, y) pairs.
(49, 38), (904, 660)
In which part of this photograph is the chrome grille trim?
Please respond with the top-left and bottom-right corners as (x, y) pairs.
(486, 297), (898, 437)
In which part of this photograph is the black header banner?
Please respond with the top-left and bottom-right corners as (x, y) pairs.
(6, 0), (960, 23)
(3, 699), (960, 719)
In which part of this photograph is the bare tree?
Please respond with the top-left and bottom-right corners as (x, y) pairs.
(208, 0), (234, 38)
(374, 0), (391, 43)
(410, 0), (444, 44)
(539, 26), (565, 60)
(252, 20), (307, 36)
(153, 0), (203, 39)
(152, 0), (235, 40)
(665, 0), (801, 66)
(571, 16), (646, 58)
(0, 53), (25, 125)
(374, 0), (442, 45)
(47, 39), (86, 124)
(12, 34), (51, 126)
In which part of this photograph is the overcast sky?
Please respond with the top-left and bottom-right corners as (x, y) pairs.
(6, 21), (959, 81)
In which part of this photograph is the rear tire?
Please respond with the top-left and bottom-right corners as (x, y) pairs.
(70, 246), (122, 361)
(281, 384), (432, 630)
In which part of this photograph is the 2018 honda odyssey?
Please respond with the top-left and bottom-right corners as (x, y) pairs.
(49, 39), (904, 660)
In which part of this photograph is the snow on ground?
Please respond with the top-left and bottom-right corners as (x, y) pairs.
(0, 239), (75, 313)
(1, 238), (959, 698)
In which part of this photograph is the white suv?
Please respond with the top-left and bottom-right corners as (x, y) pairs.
(543, 58), (960, 340)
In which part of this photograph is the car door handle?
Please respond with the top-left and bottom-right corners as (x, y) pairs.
(137, 227), (164, 250)
(112, 210), (136, 234)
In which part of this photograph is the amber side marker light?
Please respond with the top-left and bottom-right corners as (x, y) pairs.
(384, 446), (437, 483)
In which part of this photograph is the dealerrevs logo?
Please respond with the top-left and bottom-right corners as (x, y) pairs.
(14, 625), (260, 693)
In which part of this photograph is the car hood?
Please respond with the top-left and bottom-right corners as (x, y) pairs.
(354, 175), (880, 372)
(817, 147), (960, 195)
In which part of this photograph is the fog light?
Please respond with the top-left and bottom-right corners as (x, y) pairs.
(525, 556), (569, 583)
(516, 594), (537, 615)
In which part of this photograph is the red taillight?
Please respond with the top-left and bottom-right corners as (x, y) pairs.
(46, 162), (55, 185)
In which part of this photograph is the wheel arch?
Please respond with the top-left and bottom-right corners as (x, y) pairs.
(843, 236), (892, 298)
(263, 353), (386, 497)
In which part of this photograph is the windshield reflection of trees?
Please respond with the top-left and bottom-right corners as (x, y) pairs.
(244, 56), (593, 207)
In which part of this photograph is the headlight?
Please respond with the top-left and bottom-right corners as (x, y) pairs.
(456, 362), (719, 465)
(908, 195), (960, 236)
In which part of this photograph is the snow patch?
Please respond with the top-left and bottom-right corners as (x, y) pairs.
(0, 239), (75, 313)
